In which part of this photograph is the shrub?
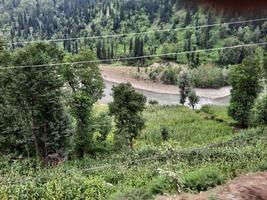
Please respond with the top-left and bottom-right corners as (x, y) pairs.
(190, 65), (229, 88)
(188, 90), (199, 110)
(111, 188), (152, 200)
(201, 105), (214, 115)
(250, 94), (267, 126)
(183, 167), (225, 192)
(253, 161), (267, 172)
(149, 175), (176, 195)
(94, 112), (113, 142)
(161, 127), (169, 141)
(149, 100), (159, 105)
(161, 67), (179, 85)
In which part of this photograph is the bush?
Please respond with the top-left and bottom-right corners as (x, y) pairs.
(111, 188), (152, 200)
(94, 112), (113, 142)
(200, 105), (214, 116)
(253, 161), (267, 172)
(250, 94), (267, 126)
(190, 65), (229, 88)
(183, 167), (225, 192)
(161, 127), (169, 141)
(149, 175), (176, 195)
(161, 67), (179, 85)
(149, 100), (159, 105)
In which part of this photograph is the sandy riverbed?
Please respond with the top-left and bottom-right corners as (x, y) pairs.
(100, 64), (231, 99)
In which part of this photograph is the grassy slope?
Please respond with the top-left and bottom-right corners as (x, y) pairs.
(0, 105), (266, 199)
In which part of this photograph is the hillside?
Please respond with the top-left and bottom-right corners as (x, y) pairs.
(0, 105), (266, 199)
(0, 0), (266, 66)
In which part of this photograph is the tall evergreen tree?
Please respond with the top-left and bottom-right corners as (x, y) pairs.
(228, 59), (262, 127)
(3, 43), (72, 164)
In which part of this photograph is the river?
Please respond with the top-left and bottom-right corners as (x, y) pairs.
(99, 81), (230, 107)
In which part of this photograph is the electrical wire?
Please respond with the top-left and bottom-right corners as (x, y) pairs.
(7, 17), (267, 46)
(1, 41), (266, 70)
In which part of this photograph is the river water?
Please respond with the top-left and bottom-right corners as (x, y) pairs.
(99, 81), (230, 107)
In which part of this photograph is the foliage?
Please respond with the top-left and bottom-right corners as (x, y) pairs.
(250, 94), (267, 126)
(188, 90), (199, 110)
(218, 37), (254, 65)
(140, 106), (235, 148)
(178, 69), (191, 105)
(183, 167), (225, 192)
(161, 127), (169, 141)
(0, 43), (72, 164)
(149, 175), (176, 195)
(93, 112), (113, 142)
(109, 83), (147, 149)
(111, 188), (152, 200)
(228, 59), (262, 127)
(0, 106), (266, 199)
(160, 66), (179, 85)
(0, 0), (265, 65)
(61, 50), (104, 158)
(200, 105), (236, 125)
(191, 65), (229, 88)
(148, 100), (159, 105)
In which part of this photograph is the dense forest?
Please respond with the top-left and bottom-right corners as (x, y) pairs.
(0, 0), (266, 66)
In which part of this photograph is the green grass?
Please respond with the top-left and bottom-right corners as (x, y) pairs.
(139, 106), (235, 148)
(0, 105), (266, 199)
(200, 105), (236, 125)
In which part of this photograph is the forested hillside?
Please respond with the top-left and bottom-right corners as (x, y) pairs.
(0, 0), (266, 66)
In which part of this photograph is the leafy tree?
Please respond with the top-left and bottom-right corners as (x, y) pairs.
(250, 94), (267, 126)
(228, 59), (262, 127)
(188, 90), (199, 110)
(218, 37), (254, 66)
(3, 43), (72, 164)
(109, 83), (146, 149)
(94, 112), (113, 142)
(61, 50), (104, 158)
(178, 69), (191, 105)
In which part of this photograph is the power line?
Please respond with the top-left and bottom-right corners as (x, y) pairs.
(1, 42), (266, 70)
(7, 17), (267, 46)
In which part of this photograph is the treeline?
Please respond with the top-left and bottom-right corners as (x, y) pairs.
(0, 0), (266, 66)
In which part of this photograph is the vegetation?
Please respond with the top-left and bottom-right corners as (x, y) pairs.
(188, 90), (199, 110)
(0, 0), (266, 199)
(0, 0), (265, 66)
(0, 43), (72, 164)
(109, 83), (146, 149)
(0, 105), (266, 199)
(250, 94), (267, 126)
(228, 59), (262, 127)
(178, 69), (191, 105)
(190, 65), (229, 88)
(62, 50), (104, 158)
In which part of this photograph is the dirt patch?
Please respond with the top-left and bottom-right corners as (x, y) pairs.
(100, 64), (231, 99)
(156, 172), (267, 200)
